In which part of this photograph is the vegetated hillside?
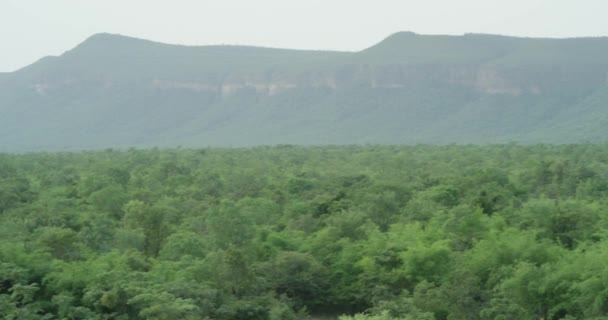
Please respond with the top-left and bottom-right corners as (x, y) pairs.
(3, 145), (608, 319)
(2, 32), (608, 151)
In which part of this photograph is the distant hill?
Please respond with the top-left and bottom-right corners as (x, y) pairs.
(2, 32), (608, 151)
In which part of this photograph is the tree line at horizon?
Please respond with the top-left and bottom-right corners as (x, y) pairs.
(3, 145), (608, 319)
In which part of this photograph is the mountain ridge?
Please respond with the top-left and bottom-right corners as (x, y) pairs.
(2, 32), (608, 151)
(15, 31), (608, 72)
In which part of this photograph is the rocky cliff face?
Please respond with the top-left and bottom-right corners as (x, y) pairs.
(123, 62), (608, 98)
(25, 63), (601, 100)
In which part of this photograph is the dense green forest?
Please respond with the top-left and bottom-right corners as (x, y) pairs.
(3, 145), (608, 319)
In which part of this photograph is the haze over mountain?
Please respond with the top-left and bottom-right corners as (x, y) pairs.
(2, 32), (608, 151)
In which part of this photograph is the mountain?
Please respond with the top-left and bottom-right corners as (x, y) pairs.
(2, 32), (608, 151)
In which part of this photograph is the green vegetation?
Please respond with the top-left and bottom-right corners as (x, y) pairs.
(2, 32), (608, 151)
(3, 145), (608, 319)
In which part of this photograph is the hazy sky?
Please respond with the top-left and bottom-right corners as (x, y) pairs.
(2, 0), (607, 72)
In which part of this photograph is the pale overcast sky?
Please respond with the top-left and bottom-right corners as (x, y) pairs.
(1, 0), (607, 72)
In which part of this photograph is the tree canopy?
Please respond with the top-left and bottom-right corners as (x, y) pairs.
(2, 145), (608, 319)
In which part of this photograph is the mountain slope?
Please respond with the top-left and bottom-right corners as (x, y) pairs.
(1, 32), (608, 151)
